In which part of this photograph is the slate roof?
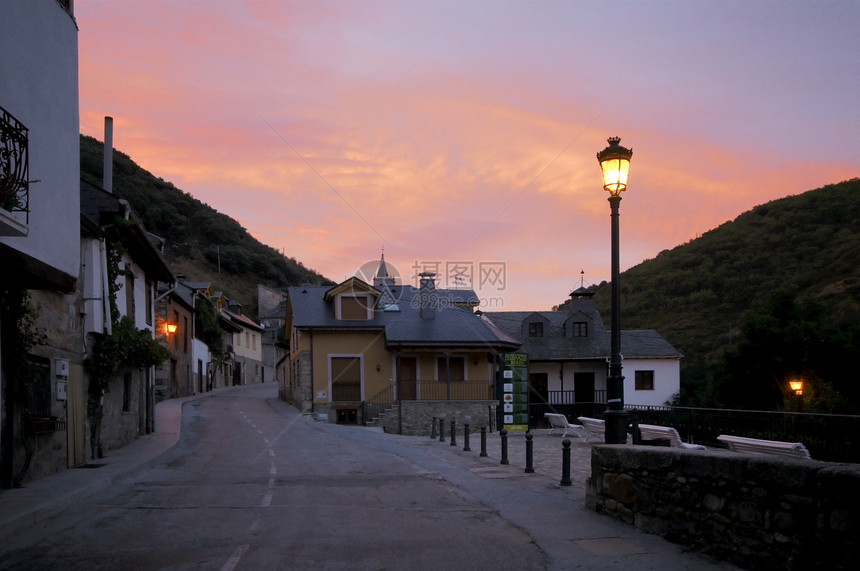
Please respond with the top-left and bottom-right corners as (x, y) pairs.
(482, 309), (682, 361)
(288, 283), (519, 350)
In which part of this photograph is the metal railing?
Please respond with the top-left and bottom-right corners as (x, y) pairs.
(624, 404), (860, 463)
(1, 104), (30, 221)
(546, 389), (607, 405)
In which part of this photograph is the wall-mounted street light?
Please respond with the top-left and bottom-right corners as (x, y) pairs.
(789, 379), (804, 396)
(166, 323), (177, 335)
(597, 137), (633, 445)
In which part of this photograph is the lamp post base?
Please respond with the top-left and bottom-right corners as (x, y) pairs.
(604, 408), (629, 444)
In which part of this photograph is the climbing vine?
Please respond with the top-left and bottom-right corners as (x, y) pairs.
(0, 287), (47, 487)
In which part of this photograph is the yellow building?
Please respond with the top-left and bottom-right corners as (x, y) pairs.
(279, 262), (519, 433)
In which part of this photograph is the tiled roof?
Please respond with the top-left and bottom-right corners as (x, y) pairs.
(288, 283), (519, 350)
(482, 308), (682, 360)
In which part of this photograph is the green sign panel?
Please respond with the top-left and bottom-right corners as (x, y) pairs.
(501, 353), (529, 432)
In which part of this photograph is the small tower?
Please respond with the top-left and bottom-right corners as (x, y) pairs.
(373, 251), (395, 287)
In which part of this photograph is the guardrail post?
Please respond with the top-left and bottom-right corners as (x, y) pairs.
(525, 432), (535, 473)
(560, 439), (572, 486)
(450, 420), (457, 446)
(500, 429), (509, 465)
(463, 423), (471, 452)
(480, 426), (488, 457)
(430, 417), (437, 439)
(439, 417), (445, 442)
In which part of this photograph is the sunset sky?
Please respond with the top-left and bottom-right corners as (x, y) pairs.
(76, 1), (858, 311)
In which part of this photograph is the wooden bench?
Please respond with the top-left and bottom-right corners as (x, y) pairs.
(637, 423), (706, 450)
(577, 416), (605, 441)
(543, 413), (586, 438)
(717, 434), (812, 460)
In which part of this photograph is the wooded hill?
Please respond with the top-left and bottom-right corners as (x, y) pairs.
(80, 135), (333, 318)
(557, 178), (860, 410)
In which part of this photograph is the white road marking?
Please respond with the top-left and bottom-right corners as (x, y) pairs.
(220, 544), (250, 571)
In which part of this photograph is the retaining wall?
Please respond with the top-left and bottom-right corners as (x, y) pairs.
(586, 445), (859, 569)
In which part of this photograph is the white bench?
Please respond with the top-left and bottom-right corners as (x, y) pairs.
(637, 423), (706, 450)
(577, 416), (605, 440)
(543, 413), (586, 438)
(717, 434), (812, 459)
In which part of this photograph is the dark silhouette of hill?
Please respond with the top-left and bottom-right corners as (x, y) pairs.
(80, 135), (333, 317)
(556, 178), (860, 405)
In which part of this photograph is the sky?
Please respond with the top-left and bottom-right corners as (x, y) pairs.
(76, 0), (858, 311)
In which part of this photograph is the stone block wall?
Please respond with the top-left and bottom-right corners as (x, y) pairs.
(586, 445), (860, 569)
(381, 400), (497, 436)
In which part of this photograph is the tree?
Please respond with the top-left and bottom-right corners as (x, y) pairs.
(711, 289), (854, 412)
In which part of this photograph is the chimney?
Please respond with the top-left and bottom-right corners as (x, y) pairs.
(419, 272), (436, 319)
(103, 116), (113, 193)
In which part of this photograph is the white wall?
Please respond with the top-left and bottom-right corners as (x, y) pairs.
(0, 0), (79, 280)
(624, 358), (680, 406)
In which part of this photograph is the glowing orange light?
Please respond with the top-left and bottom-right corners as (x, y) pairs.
(789, 379), (803, 395)
(166, 323), (178, 335)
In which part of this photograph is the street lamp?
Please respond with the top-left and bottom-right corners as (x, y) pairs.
(789, 379), (804, 396)
(597, 137), (633, 444)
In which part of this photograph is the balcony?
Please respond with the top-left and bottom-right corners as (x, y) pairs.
(1, 105), (30, 236)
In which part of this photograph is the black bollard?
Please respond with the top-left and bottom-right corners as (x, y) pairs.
(500, 429), (509, 465)
(560, 438), (572, 486)
(439, 418), (445, 442)
(450, 420), (457, 446)
(525, 432), (535, 473)
(463, 423), (471, 452)
(480, 426), (488, 457)
(431, 417), (437, 439)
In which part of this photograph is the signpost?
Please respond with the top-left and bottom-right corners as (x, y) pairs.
(501, 353), (529, 433)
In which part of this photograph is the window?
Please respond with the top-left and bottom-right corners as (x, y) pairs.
(528, 322), (543, 337)
(145, 281), (153, 326)
(330, 357), (362, 400)
(571, 322), (588, 337)
(245, 332), (250, 347)
(125, 271), (135, 321)
(183, 316), (189, 353)
(252, 334), (256, 351)
(635, 370), (655, 391)
(173, 310), (180, 350)
(122, 372), (132, 412)
(339, 295), (369, 320)
(236, 333), (241, 347)
(26, 357), (51, 417)
(437, 356), (465, 381)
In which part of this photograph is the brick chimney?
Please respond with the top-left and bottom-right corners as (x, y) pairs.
(419, 272), (436, 319)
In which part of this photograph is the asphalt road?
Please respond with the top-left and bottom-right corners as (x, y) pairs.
(0, 384), (733, 570)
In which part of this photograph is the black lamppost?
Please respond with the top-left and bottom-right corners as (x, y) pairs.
(597, 137), (633, 444)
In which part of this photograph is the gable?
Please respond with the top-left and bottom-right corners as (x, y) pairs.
(521, 312), (550, 339)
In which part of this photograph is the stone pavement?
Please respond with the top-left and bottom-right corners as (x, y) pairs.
(0, 389), (735, 569)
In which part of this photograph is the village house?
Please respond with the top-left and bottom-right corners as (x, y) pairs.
(278, 256), (520, 433)
(482, 286), (682, 425)
(1, 0), (82, 486)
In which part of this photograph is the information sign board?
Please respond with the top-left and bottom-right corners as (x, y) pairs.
(501, 353), (529, 432)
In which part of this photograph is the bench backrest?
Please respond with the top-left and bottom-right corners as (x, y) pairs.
(638, 423), (683, 447)
(577, 416), (605, 434)
(717, 435), (812, 459)
(544, 413), (569, 428)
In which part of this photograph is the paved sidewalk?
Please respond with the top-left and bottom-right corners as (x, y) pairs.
(0, 392), (193, 539)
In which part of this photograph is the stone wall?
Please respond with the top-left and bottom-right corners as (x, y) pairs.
(381, 401), (497, 436)
(586, 445), (860, 569)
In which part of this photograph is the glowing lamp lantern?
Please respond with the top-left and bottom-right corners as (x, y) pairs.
(166, 323), (178, 335)
(597, 137), (633, 197)
(789, 379), (804, 395)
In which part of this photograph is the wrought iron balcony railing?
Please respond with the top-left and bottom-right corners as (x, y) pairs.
(1, 105), (30, 222)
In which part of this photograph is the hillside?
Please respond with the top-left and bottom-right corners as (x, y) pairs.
(80, 135), (333, 317)
(557, 178), (860, 406)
